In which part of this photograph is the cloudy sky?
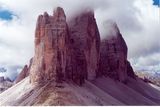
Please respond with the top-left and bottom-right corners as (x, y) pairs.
(0, 0), (159, 80)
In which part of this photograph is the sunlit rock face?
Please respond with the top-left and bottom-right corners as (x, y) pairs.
(30, 8), (101, 85)
(66, 11), (100, 84)
(98, 22), (135, 82)
(30, 7), (69, 84)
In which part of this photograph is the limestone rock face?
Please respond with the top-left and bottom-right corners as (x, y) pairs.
(30, 7), (69, 84)
(99, 22), (134, 82)
(29, 7), (135, 85)
(127, 61), (136, 79)
(15, 58), (33, 84)
(15, 65), (29, 83)
(66, 10), (100, 84)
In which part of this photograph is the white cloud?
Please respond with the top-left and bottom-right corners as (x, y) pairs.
(0, 0), (159, 79)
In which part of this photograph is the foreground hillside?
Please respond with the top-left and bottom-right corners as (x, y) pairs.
(136, 71), (160, 87)
(0, 76), (160, 106)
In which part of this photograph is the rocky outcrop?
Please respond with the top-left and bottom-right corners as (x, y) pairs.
(0, 76), (13, 94)
(15, 58), (33, 84)
(30, 7), (69, 84)
(15, 65), (29, 84)
(66, 10), (100, 84)
(30, 8), (100, 85)
(127, 61), (136, 79)
(98, 22), (135, 82)
(29, 7), (135, 85)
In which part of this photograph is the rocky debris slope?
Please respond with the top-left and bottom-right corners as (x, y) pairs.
(0, 77), (124, 106)
(0, 76), (13, 94)
(91, 77), (159, 105)
(1, 76), (160, 105)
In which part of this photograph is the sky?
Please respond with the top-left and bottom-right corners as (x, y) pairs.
(0, 10), (13, 20)
(0, 0), (159, 80)
(153, 0), (160, 7)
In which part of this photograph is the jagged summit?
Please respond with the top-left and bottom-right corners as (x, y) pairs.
(53, 7), (66, 20)
(29, 7), (102, 85)
(1, 7), (160, 106)
(18, 7), (135, 85)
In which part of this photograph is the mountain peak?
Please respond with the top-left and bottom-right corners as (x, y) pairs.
(1, 6), (160, 106)
(99, 20), (135, 82)
(53, 7), (65, 15)
(30, 7), (135, 85)
(30, 7), (69, 84)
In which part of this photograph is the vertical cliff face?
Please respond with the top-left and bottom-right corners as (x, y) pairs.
(127, 61), (136, 79)
(99, 22), (133, 82)
(66, 11), (100, 83)
(28, 7), (135, 85)
(30, 7), (69, 84)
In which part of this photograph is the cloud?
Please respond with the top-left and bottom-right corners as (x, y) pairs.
(127, 0), (160, 57)
(0, 0), (159, 79)
(127, 0), (160, 72)
(0, 65), (22, 80)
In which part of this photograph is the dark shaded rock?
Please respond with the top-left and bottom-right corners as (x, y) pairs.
(0, 77), (5, 82)
(98, 22), (135, 82)
(127, 61), (136, 79)
(66, 10), (100, 84)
